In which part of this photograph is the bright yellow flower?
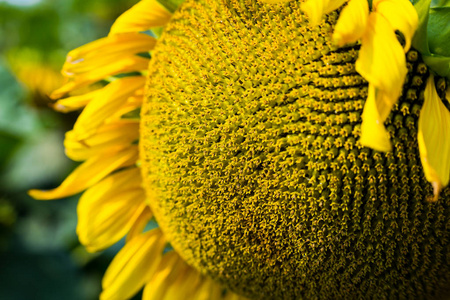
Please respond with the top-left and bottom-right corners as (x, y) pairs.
(30, 0), (450, 299)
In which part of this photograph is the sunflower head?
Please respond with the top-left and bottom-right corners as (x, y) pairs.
(30, 0), (450, 299)
(141, 0), (450, 298)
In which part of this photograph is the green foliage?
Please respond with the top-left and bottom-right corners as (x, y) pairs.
(413, 0), (450, 79)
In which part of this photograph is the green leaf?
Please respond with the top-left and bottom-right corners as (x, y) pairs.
(431, 0), (450, 7)
(157, 0), (185, 13)
(427, 7), (450, 56)
(412, 0), (432, 55)
(412, 0), (450, 79)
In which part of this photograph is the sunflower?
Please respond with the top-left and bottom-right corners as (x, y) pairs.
(30, 0), (450, 299)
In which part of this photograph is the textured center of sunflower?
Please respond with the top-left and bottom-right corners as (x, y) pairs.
(140, 0), (449, 299)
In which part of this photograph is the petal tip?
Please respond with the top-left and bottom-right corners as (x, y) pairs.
(427, 181), (442, 203)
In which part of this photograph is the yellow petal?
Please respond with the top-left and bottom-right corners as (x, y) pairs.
(53, 57), (149, 98)
(52, 88), (103, 112)
(63, 33), (155, 73)
(101, 229), (166, 300)
(258, 0), (291, 3)
(373, 0), (418, 52)
(355, 12), (407, 104)
(418, 75), (450, 201)
(301, 0), (347, 27)
(52, 33), (155, 97)
(109, 0), (172, 35)
(28, 146), (138, 200)
(223, 292), (247, 300)
(77, 168), (146, 252)
(126, 206), (153, 243)
(106, 92), (144, 122)
(79, 189), (146, 252)
(332, 0), (368, 46)
(142, 252), (184, 300)
(360, 84), (392, 152)
(157, 260), (202, 299)
(65, 122), (139, 161)
(191, 277), (223, 300)
(72, 76), (145, 140)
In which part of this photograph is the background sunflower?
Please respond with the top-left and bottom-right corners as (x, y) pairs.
(0, 0), (140, 299)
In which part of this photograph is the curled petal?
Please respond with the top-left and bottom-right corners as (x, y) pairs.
(333, 0), (369, 46)
(418, 75), (450, 201)
(109, 0), (172, 35)
(356, 12), (407, 105)
(374, 0), (418, 52)
(360, 85), (392, 152)
(301, 0), (347, 27)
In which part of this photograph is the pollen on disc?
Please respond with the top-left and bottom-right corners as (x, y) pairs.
(139, 0), (450, 299)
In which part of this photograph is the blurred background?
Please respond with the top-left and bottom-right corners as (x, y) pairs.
(0, 0), (139, 299)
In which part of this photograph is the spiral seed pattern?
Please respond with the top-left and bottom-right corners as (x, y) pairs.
(140, 0), (450, 298)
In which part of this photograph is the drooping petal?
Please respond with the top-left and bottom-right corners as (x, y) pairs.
(65, 122), (139, 161)
(418, 75), (450, 201)
(360, 85), (392, 152)
(109, 0), (172, 35)
(356, 12), (407, 107)
(374, 0), (419, 52)
(332, 0), (369, 46)
(301, 0), (347, 27)
(28, 146), (138, 200)
(72, 76), (145, 140)
(101, 229), (166, 300)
